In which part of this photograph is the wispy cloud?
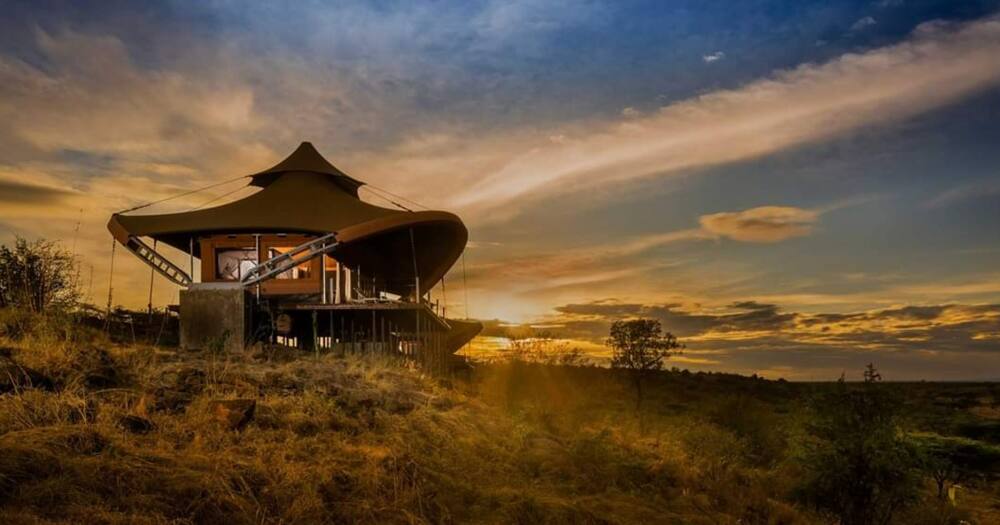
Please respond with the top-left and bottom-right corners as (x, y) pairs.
(443, 16), (1000, 218)
(850, 16), (877, 32)
(702, 51), (725, 63)
(925, 178), (1000, 208)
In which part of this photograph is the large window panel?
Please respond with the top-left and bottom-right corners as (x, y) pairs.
(216, 248), (257, 281)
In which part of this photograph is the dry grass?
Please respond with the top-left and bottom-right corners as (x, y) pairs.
(1, 314), (997, 524)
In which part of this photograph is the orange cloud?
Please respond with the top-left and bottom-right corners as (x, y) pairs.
(698, 206), (818, 243)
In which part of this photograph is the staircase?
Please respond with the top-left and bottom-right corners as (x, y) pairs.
(125, 236), (192, 287)
(242, 232), (339, 287)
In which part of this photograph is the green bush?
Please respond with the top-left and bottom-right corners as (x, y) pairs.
(796, 365), (920, 525)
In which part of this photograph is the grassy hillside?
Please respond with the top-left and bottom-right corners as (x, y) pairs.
(1, 311), (998, 524)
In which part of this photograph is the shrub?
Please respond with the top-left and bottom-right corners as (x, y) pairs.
(0, 237), (79, 313)
(911, 432), (1000, 499)
(796, 365), (920, 525)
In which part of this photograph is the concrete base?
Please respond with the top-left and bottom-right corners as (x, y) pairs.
(179, 283), (248, 353)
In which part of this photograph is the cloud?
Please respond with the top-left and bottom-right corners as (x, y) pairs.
(456, 202), (838, 320)
(702, 51), (725, 63)
(0, 179), (73, 204)
(531, 300), (1000, 379)
(698, 206), (818, 243)
(850, 16), (877, 32)
(551, 299), (1000, 353)
(925, 179), (1000, 208)
(445, 15), (1000, 218)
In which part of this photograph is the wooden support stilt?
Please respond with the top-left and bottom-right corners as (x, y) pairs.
(312, 310), (319, 359)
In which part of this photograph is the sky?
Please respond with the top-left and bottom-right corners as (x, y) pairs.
(1, 0), (999, 380)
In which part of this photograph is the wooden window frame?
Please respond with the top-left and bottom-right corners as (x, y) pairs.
(200, 233), (324, 296)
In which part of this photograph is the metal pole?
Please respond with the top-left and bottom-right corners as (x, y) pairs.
(409, 228), (421, 363)
(321, 254), (327, 304)
(254, 234), (261, 301)
(440, 271), (447, 318)
(189, 237), (195, 283)
(105, 238), (116, 330)
(462, 251), (469, 319)
(409, 228), (420, 303)
(147, 239), (156, 317)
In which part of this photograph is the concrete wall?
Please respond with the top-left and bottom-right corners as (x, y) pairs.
(179, 283), (247, 353)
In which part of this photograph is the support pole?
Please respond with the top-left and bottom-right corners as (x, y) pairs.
(409, 228), (420, 303)
(312, 310), (319, 359)
(440, 271), (447, 319)
(462, 251), (469, 319)
(336, 262), (342, 304)
(104, 238), (116, 331)
(409, 228), (421, 360)
(254, 234), (261, 302)
(147, 239), (156, 318)
(321, 254), (327, 304)
(189, 237), (195, 283)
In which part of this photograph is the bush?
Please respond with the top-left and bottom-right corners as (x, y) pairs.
(0, 237), (79, 313)
(796, 365), (920, 525)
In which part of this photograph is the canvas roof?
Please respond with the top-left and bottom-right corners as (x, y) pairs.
(108, 142), (467, 296)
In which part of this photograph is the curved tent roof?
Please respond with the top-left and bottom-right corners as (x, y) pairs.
(108, 142), (467, 296)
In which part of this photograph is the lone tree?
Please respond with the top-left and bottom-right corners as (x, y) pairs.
(798, 364), (920, 525)
(0, 237), (78, 312)
(607, 318), (681, 412)
(912, 433), (1000, 501)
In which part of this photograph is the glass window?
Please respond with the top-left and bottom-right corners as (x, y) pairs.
(216, 248), (257, 281)
(268, 247), (312, 279)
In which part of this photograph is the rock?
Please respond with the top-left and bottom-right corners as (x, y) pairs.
(118, 415), (156, 434)
(0, 359), (54, 393)
(209, 399), (256, 431)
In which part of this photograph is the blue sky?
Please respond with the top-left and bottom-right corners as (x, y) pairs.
(1, 0), (999, 379)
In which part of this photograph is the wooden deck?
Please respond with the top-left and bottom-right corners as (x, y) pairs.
(279, 301), (451, 330)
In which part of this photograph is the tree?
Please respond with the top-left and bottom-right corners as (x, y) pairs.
(798, 364), (920, 525)
(0, 237), (79, 312)
(912, 433), (1000, 500)
(606, 319), (681, 412)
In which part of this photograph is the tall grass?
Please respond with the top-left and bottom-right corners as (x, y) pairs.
(1, 312), (997, 523)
